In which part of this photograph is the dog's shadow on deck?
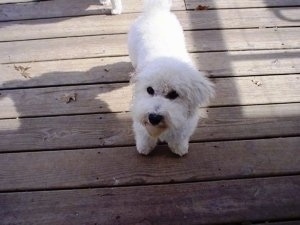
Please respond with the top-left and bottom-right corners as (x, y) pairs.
(0, 60), (137, 152)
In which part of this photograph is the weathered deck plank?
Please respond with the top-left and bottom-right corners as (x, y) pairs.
(1, 49), (299, 89)
(1, 8), (299, 41)
(1, 27), (298, 63)
(0, 0), (299, 223)
(0, 0), (185, 22)
(0, 103), (299, 152)
(1, 176), (299, 225)
(0, 75), (299, 118)
(0, 137), (299, 191)
(185, 0), (300, 9)
(1, 0), (299, 20)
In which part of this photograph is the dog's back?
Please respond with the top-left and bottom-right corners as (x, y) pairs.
(128, 0), (191, 71)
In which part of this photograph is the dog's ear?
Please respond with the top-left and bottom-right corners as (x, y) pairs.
(189, 71), (215, 107)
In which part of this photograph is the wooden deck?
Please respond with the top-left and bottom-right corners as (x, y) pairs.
(0, 0), (300, 224)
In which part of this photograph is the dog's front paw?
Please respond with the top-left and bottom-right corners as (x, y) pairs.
(133, 122), (157, 155)
(136, 138), (157, 155)
(168, 141), (189, 157)
(136, 145), (154, 155)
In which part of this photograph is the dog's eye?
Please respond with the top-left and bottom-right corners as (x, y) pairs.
(166, 90), (179, 100)
(147, 87), (155, 95)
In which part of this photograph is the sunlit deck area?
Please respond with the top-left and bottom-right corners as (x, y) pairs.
(0, 0), (300, 224)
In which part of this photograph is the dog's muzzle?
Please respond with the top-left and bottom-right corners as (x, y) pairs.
(143, 113), (167, 137)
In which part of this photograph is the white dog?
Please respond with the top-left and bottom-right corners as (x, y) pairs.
(99, 0), (122, 15)
(128, 0), (214, 156)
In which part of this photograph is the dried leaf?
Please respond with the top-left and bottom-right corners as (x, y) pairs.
(14, 64), (32, 78)
(61, 93), (77, 104)
(196, 5), (209, 10)
(21, 71), (31, 79)
(251, 79), (262, 87)
(23, 67), (31, 72)
(14, 65), (20, 71)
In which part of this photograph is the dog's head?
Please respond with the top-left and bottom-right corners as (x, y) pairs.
(131, 57), (214, 137)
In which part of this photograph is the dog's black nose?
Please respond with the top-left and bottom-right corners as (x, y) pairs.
(148, 113), (163, 125)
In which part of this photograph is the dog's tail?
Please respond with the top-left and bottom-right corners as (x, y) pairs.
(143, 0), (172, 12)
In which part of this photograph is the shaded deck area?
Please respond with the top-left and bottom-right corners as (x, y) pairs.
(0, 0), (300, 224)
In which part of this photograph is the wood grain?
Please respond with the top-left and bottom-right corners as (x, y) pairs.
(1, 49), (299, 89)
(0, 0), (185, 21)
(0, 137), (299, 191)
(1, 176), (299, 225)
(0, 103), (299, 152)
(0, 75), (299, 118)
(1, 27), (298, 63)
(1, 8), (299, 42)
(185, 0), (300, 9)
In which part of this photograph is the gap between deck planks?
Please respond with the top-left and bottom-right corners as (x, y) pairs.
(1, 0), (299, 22)
(1, 49), (299, 89)
(0, 103), (299, 152)
(0, 137), (299, 191)
(0, 74), (299, 118)
(1, 27), (299, 64)
(1, 7), (300, 42)
(0, 176), (299, 225)
(0, 0), (185, 22)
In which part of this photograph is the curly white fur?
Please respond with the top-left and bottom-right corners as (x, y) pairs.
(128, 0), (214, 156)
